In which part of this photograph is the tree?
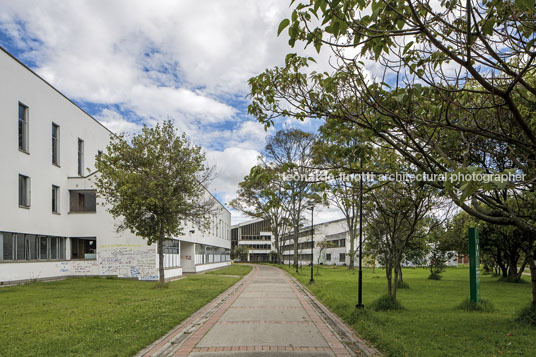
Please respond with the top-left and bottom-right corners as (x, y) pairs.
(265, 129), (319, 271)
(94, 120), (213, 285)
(232, 245), (249, 262)
(248, 0), (536, 304)
(230, 164), (289, 264)
(315, 239), (336, 275)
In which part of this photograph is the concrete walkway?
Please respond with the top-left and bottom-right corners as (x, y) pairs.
(138, 265), (379, 357)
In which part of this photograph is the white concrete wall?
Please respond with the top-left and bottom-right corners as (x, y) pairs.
(0, 48), (230, 283)
(195, 261), (230, 273)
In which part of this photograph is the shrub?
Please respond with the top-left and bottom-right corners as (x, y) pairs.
(457, 298), (495, 312)
(516, 304), (536, 326)
(370, 295), (404, 311)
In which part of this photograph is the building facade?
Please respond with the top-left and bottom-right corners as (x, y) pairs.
(230, 219), (273, 262)
(281, 218), (353, 266)
(0, 47), (231, 284)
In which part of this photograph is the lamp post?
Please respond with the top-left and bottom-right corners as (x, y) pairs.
(356, 156), (364, 309)
(308, 205), (315, 284)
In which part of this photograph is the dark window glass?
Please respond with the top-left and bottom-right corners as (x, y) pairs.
(69, 190), (96, 213)
(18, 103), (28, 151)
(52, 185), (59, 213)
(40, 237), (48, 259)
(77, 139), (84, 176)
(1, 233), (14, 260)
(339, 253), (345, 261)
(16, 234), (25, 260)
(52, 123), (59, 164)
(71, 238), (96, 259)
(326, 254), (331, 261)
(19, 175), (30, 207)
(50, 237), (57, 259)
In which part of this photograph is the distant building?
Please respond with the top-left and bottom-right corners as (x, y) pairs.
(230, 219), (273, 262)
(0, 46), (231, 284)
(282, 218), (353, 266)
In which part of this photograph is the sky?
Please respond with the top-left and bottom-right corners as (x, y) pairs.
(0, 0), (346, 225)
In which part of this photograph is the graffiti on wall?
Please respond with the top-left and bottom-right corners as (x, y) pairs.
(98, 244), (157, 280)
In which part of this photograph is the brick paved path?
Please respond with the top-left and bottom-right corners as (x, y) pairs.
(137, 265), (380, 357)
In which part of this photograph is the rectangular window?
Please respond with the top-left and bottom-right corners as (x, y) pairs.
(52, 185), (60, 213)
(52, 123), (60, 165)
(0, 233), (14, 261)
(69, 190), (96, 213)
(339, 253), (346, 262)
(18, 174), (30, 207)
(77, 138), (84, 176)
(163, 239), (180, 254)
(71, 238), (96, 260)
(16, 234), (25, 260)
(326, 253), (331, 261)
(39, 236), (48, 259)
(18, 103), (28, 152)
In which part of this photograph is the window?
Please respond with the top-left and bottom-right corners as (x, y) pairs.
(52, 123), (60, 165)
(77, 138), (84, 176)
(326, 253), (331, 261)
(71, 238), (96, 260)
(0, 232), (65, 261)
(339, 253), (346, 262)
(69, 190), (96, 213)
(52, 185), (60, 213)
(18, 103), (28, 152)
(163, 239), (180, 254)
(18, 174), (30, 207)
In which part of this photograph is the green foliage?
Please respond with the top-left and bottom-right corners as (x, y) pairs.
(397, 280), (410, 289)
(457, 298), (495, 313)
(232, 245), (249, 261)
(370, 295), (405, 311)
(94, 120), (211, 283)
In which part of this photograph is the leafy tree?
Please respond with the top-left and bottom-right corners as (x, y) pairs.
(315, 239), (336, 275)
(94, 120), (213, 285)
(265, 129), (320, 271)
(232, 245), (249, 262)
(248, 0), (536, 304)
(230, 164), (290, 263)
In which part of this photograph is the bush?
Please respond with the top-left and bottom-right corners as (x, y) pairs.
(428, 273), (442, 280)
(457, 298), (495, 312)
(516, 304), (536, 326)
(370, 295), (404, 311)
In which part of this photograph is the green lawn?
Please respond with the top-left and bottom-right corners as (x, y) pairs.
(280, 265), (535, 356)
(204, 264), (252, 276)
(0, 273), (243, 356)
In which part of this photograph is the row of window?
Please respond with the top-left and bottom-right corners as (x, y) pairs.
(0, 232), (96, 261)
(239, 235), (271, 241)
(325, 253), (346, 261)
(240, 244), (271, 250)
(18, 174), (96, 213)
(18, 102), (91, 176)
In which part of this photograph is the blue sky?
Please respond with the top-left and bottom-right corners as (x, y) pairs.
(0, 0), (341, 224)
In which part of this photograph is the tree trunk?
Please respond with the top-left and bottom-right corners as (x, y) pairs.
(530, 255), (536, 305)
(158, 235), (165, 286)
(349, 232), (355, 270)
(386, 264), (393, 297)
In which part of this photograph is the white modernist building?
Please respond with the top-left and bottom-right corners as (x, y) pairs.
(0, 47), (231, 284)
(231, 219), (273, 262)
(281, 218), (353, 266)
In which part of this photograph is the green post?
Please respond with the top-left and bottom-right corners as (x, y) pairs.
(469, 227), (480, 303)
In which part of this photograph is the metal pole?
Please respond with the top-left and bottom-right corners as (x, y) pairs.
(356, 156), (364, 309)
(310, 206), (314, 284)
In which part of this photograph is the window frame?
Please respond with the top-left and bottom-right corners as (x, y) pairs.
(52, 185), (60, 214)
(77, 138), (84, 176)
(18, 102), (29, 153)
(18, 174), (31, 208)
(52, 123), (60, 166)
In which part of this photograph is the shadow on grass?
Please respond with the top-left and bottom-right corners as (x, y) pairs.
(456, 298), (495, 312)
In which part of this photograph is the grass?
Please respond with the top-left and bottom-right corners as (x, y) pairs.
(204, 264), (252, 277)
(278, 264), (536, 356)
(0, 272), (243, 356)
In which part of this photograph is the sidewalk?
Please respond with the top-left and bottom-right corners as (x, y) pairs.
(137, 265), (380, 356)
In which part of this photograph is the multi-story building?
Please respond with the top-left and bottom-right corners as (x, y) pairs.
(230, 219), (273, 262)
(281, 218), (353, 266)
(0, 46), (231, 284)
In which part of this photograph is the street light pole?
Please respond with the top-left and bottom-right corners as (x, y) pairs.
(309, 205), (315, 284)
(356, 156), (364, 309)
